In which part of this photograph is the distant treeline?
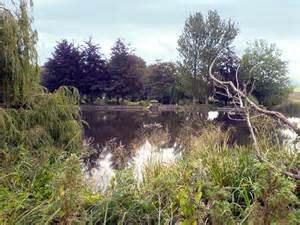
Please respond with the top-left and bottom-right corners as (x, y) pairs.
(41, 10), (292, 106)
(41, 39), (182, 104)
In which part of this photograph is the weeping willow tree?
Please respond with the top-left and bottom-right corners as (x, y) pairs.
(0, 0), (39, 107)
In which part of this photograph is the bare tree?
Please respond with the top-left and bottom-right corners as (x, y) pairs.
(209, 55), (300, 180)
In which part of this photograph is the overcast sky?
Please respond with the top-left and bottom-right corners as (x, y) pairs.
(33, 0), (300, 84)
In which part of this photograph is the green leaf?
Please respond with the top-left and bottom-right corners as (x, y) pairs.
(195, 192), (202, 203)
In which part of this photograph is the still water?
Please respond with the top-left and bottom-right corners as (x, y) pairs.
(81, 107), (248, 192)
(81, 106), (300, 193)
(81, 107), (249, 148)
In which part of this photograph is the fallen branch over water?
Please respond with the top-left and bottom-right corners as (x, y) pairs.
(209, 56), (300, 180)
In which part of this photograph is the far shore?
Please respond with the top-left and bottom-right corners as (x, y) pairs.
(79, 104), (222, 113)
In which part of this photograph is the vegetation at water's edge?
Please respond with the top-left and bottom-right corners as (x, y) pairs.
(289, 90), (300, 104)
(273, 101), (300, 116)
(0, 87), (85, 224)
(1, 1), (299, 224)
(1, 109), (300, 224)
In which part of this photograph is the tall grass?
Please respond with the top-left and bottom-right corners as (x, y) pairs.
(273, 101), (300, 116)
(82, 128), (299, 224)
(0, 87), (85, 224)
(1, 89), (299, 224)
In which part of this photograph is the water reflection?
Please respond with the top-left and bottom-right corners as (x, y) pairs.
(82, 108), (249, 148)
(81, 107), (300, 193)
(83, 139), (180, 193)
(83, 153), (115, 193)
(280, 117), (300, 152)
(82, 110), (184, 147)
(81, 107), (250, 192)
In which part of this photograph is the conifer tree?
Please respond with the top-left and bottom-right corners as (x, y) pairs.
(42, 40), (82, 92)
(108, 39), (145, 102)
(81, 39), (108, 101)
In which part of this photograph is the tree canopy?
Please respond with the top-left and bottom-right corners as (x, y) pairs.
(240, 40), (291, 106)
(40, 11), (291, 106)
(0, 1), (39, 106)
(42, 40), (82, 92)
(178, 10), (238, 103)
(108, 39), (146, 102)
(80, 39), (108, 100)
(42, 38), (146, 103)
(144, 61), (181, 104)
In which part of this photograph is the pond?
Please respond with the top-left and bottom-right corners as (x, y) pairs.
(80, 105), (300, 192)
(81, 106), (250, 149)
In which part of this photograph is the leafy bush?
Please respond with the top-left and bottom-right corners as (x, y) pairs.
(0, 87), (84, 224)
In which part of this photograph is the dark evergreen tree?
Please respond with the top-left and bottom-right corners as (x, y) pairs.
(126, 54), (146, 100)
(41, 40), (82, 92)
(108, 39), (145, 102)
(81, 39), (108, 101)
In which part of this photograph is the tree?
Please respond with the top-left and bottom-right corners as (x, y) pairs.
(178, 10), (238, 104)
(126, 54), (146, 100)
(42, 40), (82, 92)
(0, 1), (39, 107)
(240, 40), (291, 106)
(209, 54), (300, 180)
(215, 48), (241, 105)
(108, 39), (145, 102)
(80, 39), (108, 101)
(144, 61), (181, 104)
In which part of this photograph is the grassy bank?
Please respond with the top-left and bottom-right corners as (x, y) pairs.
(273, 101), (300, 116)
(81, 128), (299, 224)
(0, 87), (85, 224)
(1, 95), (299, 224)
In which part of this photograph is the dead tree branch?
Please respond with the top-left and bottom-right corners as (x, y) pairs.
(209, 56), (300, 136)
(209, 55), (300, 180)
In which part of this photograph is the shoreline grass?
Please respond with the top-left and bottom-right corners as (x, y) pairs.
(1, 104), (299, 224)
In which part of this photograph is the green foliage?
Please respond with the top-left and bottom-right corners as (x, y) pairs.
(0, 87), (83, 224)
(50, 154), (86, 224)
(241, 40), (291, 106)
(247, 164), (299, 224)
(0, 1), (39, 107)
(144, 61), (183, 104)
(2, 112), (299, 224)
(79, 128), (299, 224)
(178, 10), (238, 103)
(108, 39), (146, 102)
(1, 2), (299, 224)
(0, 7), (85, 223)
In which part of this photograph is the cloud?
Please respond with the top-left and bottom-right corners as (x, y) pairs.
(33, 0), (300, 83)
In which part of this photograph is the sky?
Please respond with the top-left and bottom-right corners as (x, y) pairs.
(33, 0), (300, 85)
